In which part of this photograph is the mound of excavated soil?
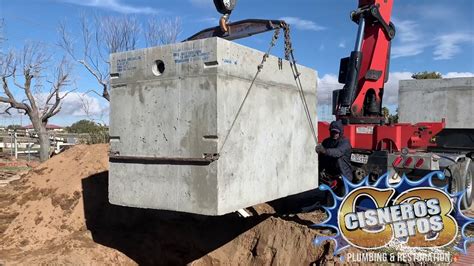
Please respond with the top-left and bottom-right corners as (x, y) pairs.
(0, 144), (335, 265)
(0, 144), (133, 265)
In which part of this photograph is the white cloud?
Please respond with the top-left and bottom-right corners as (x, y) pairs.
(0, 93), (108, 126)
(316, 74), (339, 121)
(418, 4), (458, 22)
(317, 74), (340, 106)
(59, 92), (108, 117)
(433, 33), (474, 60)
(280, 17), (326, 31)
(391, 17), (473, 60)
(384, 72), (413, 106)
(392, 43), (427, 59)
(0, 103), (23, 118)
(394, 20), (419, 43)
(391, 19), (428, 59)
(338, 41), (346, 49)
(59, 0), (158, 14)
(443, 72), (474, 78)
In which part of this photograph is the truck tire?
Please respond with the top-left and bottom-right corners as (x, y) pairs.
(461, 165), (473, 209)
(447, 163), (473, 210)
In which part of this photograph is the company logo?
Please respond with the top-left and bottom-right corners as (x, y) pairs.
(314, 172), (474, 256)
(339, 186), (456, 249)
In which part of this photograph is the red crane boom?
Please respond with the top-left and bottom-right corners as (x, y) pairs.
(320, 0), (445, 153)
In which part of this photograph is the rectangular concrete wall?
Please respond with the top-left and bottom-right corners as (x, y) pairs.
(399, 78), (474, 128)
(108, 37), (318, 215)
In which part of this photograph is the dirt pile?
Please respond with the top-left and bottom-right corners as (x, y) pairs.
(0, 144), (132, 265)
(0, 144), (334, 265)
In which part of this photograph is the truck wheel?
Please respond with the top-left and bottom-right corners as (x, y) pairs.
(447, 164), (472, 210)
(353, 167), (366, 183)
(461, 166), (473, 209)
(447, 167), (464, 209)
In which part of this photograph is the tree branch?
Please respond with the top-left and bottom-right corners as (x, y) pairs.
(22, 69), (39, 112)
(57, 21), (78, 61)
(1, 77), (30, 113)
(78, 59), (110, 101)
(42, 59), (72, 121)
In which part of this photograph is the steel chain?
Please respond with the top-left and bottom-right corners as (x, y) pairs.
(219, 28), (281, 152)
(282, 23), (318, 145)
(219, 24), (318, 153)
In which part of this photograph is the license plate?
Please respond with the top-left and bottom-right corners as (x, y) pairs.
(351, 153), (369, 164)
(356, 126), (374, 134)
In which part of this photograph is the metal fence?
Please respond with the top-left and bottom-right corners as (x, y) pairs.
(0, 130), (109, 161)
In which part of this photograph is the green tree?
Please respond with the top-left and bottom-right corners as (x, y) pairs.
(411, 71), (442, 80)
(67, 120), (108, 144)
(382, 107), (390, 120)
(67, 120), (103, 133)
(389, 108), (399, 123)
(382, 107), (399, 123)
(6, 124), (21, 130)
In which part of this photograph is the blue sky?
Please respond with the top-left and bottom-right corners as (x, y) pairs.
(0, 0), (473, 125)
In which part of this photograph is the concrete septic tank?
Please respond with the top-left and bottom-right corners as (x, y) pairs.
(399, 78), (474, 128)
(108, 37), (318, 216)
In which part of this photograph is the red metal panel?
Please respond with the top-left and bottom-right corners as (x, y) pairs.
(318, 121), (330, 144)
(317, 121), (446, 152)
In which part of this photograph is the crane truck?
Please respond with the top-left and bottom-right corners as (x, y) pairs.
(190, 0), (474, 209)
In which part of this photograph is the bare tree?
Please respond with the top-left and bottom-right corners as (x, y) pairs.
(0, 19), (6, 64)
(58, 15), (141, 102)
(0, 19), (5, 45)
(100, 16), (141, 54)
(0, 43), (72, 161)
(145, 17), (182, 47)
(78, 92), (107, 126)
(58, 15), (182, 102)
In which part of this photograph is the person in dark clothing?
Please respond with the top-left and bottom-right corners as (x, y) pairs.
(301, 120), (353, 212)
(316, 120), (353, 181)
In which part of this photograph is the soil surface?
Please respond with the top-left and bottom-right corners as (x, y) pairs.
(0, 144), (344, 265)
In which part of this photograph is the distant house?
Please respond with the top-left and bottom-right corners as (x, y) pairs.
(22, 124), (64, 133)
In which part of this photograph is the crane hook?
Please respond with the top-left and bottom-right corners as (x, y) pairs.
(213, 0), (237, 34)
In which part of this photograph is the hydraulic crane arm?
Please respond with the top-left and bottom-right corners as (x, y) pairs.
(183, 0), (446, 156)
(335, 0), (396, 124)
